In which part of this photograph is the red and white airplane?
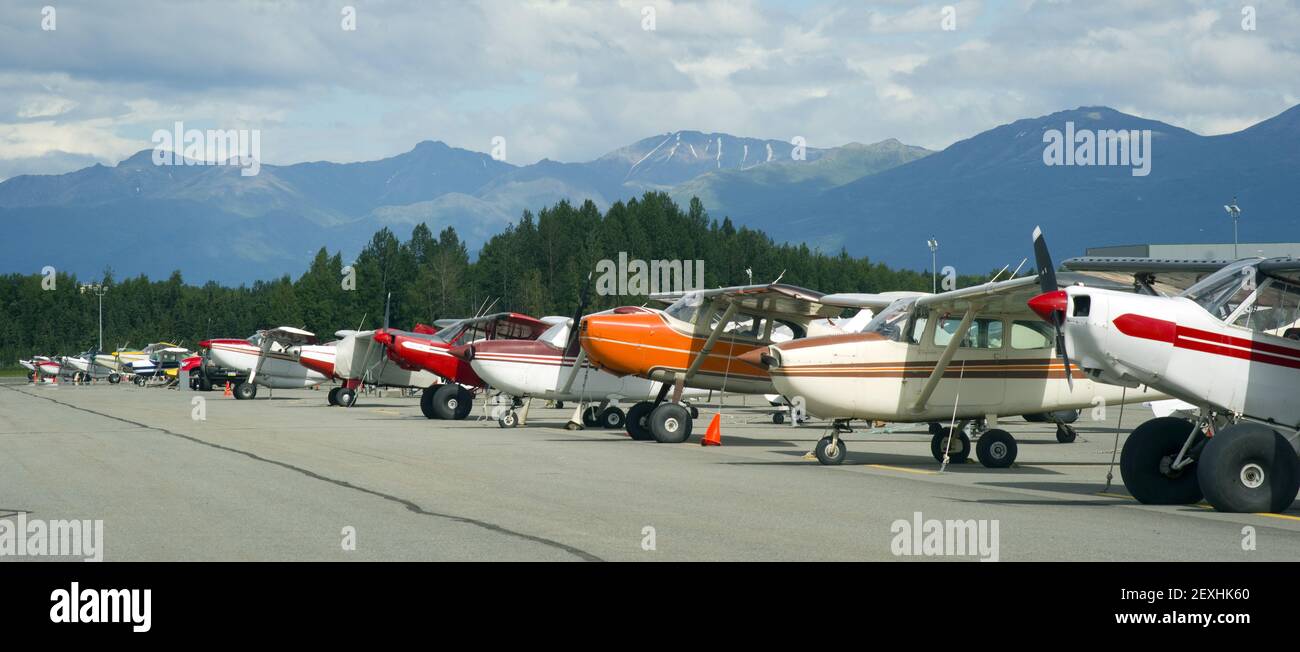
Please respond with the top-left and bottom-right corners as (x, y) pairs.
(373, 312), (552, 420)
(306, 325), (442, 407)
(201, 327), (335, 399)
(1029, 227), (1300, 513)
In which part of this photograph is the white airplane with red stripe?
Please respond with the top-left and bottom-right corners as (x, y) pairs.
(1029, 228), (1300, 513)
(201, 327), (334, 400)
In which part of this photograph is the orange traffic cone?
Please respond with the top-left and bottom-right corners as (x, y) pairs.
(223, 382), (232, 397)
(701, 413), (722, 446)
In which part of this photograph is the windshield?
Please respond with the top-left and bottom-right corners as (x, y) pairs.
(1180, 259), (1262, 320)
(664, 292), (706, 323)
(864, 298), (916, 341)
(539, 320), (571, 347)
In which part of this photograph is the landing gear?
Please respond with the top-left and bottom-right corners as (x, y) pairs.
(772, 412), (785, 425)
(234, 381), (257, 400)
(976, 429), (1018, 468)
(649, 403), (693, 443)
(420, 384), (442, 419)
(328, 387), (340, 406)
(107, 373), (121, 385)
(1197, 422), (1300, 513)
(928, 422), (944, 436)
(931, 428), (970, 464)
(336, 387), (357, 408)
(431, 384), (473, 420)
(600, 407), (626, 429)
(689, 405), (699, 419)
(1055, 423), (1078, 443)
(626, 401), (655, 440)
(582, 406), (602, 428)
(814, 435), (847, 465)
(1120, 417), (1203, 505)
(498, 410), (519, 428)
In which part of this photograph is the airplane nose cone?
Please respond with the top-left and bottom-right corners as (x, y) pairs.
(372, 330), (394, 346)
(1028, 290), (1068, 323)
(449, 344), (473, 362)
(199, 339), (212, 349)
(736, 347), (776, 370)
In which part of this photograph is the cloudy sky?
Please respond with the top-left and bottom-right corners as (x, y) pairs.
(1, 0), (1297, 180)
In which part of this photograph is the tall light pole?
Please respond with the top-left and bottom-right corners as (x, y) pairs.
(80, 283), (107, 351)
(927, 238), (939, 293)
(1224, 198), (1241, 259)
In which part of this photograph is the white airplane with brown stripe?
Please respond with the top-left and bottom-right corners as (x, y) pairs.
(742, 274), (1163, 469)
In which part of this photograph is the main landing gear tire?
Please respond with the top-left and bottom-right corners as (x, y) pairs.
(976, 429), (1018, 468)
(582, 406), (603, 428)
(1056, 423), (1078, 443)
(928, 422), (945, 436)
(336, 387), (357, 408)
(601, 407), (626, 429)
(328, 387), (340, 406)
(1120, 417), (1202, 505)
(108, 373), (121, 385)
(814, 436), (847, 465)
(626, 401), (655, 441)
(931, 428), (970, 464)
(498, 410), (519, 428)
(420, 385), (443, 419)
(772, 412), (785, 425)
(234, 382), (257, 400)
(649, 403), (693, 444)
(1197, 422), (1300, 513)
(432, 384), (473, 420)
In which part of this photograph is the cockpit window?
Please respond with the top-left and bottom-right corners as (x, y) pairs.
(1229, 277), (1300, 335)
(1181, 259), (1262, 320)
(664, 292), (705, 324)
(864, 298), (915, 342)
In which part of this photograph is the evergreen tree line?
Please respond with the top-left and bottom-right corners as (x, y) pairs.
(0, 192), (987, 366)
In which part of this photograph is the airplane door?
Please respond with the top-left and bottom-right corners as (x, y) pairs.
(905, 316), (1007, 409)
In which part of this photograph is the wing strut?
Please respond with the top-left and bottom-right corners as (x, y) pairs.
(682, 300), (738, 382)
(910, 307), (975, 412)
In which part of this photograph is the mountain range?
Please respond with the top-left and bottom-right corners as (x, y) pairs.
(1, 104), (1296, 284)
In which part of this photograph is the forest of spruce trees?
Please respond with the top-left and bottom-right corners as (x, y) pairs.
(0, 192), (986, 366)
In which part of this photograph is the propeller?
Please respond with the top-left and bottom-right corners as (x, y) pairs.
(1029, 226), (1074, 388)
(558, 271), (595, 395)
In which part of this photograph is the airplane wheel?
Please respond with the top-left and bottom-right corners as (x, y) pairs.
(420, 385), (442, 419)
(928, 422), (944, 436)
(1056, 424), (1078, 443)
(1051, 409), (1080, 424)
(814, 436), (846, 465)
(601, 407), (626, 429)
(976, 429), (1018, 468)
(336, 387), (357, 408)
(689, 405), (699, 418)
(498, 411), (519, 428)
(1120, 417), (1202, 504)
(108, 373), (121, 385)
(328, 387), (340, 406)
(555, 402), (565, 410)
(931, 429), (970, 463)
(582, 406), (602, 428)
(772, 412), (785, 425)
(432, 384), (471, 420)
(649, 403), (692, 443)
(234, 382), (257, 400)
(626, 402), (655, 440)
(1197, 422), (1300, 513)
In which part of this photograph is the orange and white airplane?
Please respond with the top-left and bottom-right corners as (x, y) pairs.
(746, 269), (1165, 467)
(578, 283), (880, 442)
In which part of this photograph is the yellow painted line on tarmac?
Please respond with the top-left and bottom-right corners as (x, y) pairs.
(1097, 492), (1300, 521)
(868, 464), (937, 476)
(1253, 511), (1300, 522)
(1096, 492), (1134, 500)
(371, 408), (401, 416)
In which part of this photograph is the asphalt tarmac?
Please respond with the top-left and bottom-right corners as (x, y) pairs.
(2, 380), (1297, 561)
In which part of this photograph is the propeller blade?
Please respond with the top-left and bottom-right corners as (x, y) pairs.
(383, 292), (391, 331)
(1031, 225), (1057, 295)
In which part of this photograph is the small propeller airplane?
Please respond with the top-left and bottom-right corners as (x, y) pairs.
(373, 311), (552, 420)
(1029, 227), (1300, 513)
(124, 346), (196, 387)
(201, 327), (334, 399)
(747, 261), (1164, 467)
(578, 282), (879, 443)
(450, 313), (711, 429)
(306, 326), (442, 408)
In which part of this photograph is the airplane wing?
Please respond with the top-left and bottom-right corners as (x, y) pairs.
(651, 283), (842, 321)
(1062, 256), (1235, 295)
(820, 291), (928, 310)
(260, 326), (318, 346)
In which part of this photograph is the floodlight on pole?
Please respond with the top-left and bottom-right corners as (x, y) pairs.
(79, 283), (108, 351)
(927, 238), (939, 293)
(1223, 198), (1241, 259)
